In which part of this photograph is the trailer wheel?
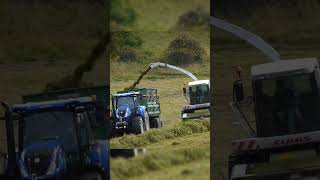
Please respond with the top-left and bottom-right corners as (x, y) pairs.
(154, 117), (162, 128)
(80, 171), (103, 180)
(132, 116), (144, 134)
(150, 117), (162, 128)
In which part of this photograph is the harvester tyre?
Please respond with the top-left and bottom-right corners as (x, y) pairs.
(132, 116), (144, 134)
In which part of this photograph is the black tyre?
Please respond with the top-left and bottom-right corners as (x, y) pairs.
(150, 117), (162, 128)
(80, 172), (103, 180)
(131, 116), (144, 134)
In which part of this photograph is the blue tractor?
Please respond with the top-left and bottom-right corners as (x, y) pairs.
(111, 88), (162, 136)
(0, 87), (109, 180)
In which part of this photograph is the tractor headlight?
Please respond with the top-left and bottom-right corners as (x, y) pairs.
(116, 106), (130, 118)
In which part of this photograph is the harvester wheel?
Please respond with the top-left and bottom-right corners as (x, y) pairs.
(132, 116), (144, 134)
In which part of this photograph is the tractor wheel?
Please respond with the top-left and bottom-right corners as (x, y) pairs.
(80, 171), (103, 180)
(131, 116), (144, 134)
(151, 117), (162, 128)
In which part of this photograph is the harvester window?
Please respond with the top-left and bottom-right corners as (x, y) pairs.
(254, 73), (320, 137)
(188, 85), (210, 105)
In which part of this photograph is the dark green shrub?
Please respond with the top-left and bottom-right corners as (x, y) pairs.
(164, 35), (205, 65)
(111, 32), (143, 62)
(176, 7), (209, 30)
(119, 47), (137, 62)
(111, 0), (136, 25)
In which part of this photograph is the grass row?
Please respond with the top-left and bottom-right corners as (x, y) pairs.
(110, 146), (210, 179)
(111, 120), (210, 148)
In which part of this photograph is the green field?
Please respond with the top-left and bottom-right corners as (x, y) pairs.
(111, 0), (209, 31)
(110, 0), (210, 178)
(111, 130), (210, 180)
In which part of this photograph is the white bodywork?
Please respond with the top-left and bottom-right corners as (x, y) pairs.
(149, 62), (198, 81)
(188, 80), (210, 87)
(251, 58), (319, 78)
(232, 130), (320, 152)
(209, 16), (280, 62)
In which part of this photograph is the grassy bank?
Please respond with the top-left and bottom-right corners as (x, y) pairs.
(111, 147), (209, 179)
(111, 127), (210, 179)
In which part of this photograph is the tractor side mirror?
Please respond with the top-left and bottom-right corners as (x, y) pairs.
(233, 80), (244, 102)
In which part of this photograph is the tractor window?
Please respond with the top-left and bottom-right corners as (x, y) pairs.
(23, 111), (78, 152)
(253, 73), (320, 137)
(116, 96), (135, 109)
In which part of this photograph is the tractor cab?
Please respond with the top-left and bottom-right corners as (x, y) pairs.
(112, 92), (142, 112)
(111, 92), (145, 131)
(2, 97), (109, 179)
(112, 92), (143, 120)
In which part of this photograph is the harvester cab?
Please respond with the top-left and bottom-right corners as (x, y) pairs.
(182, 80), (210, 120)
(233, 58), (320, 136)
(1, 88), (109, 180)
(111, 88), (162, 136)
(209, 16), (320, 179)
(229, 58), (320, 179)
